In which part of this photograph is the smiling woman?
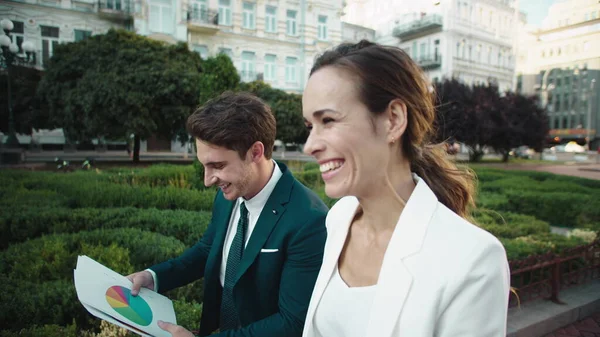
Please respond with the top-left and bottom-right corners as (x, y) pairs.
(301, 40), (510, 337)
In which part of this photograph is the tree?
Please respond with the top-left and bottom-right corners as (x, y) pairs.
(0, 65), (46, 135)
(503, 93), (549, 154)
(198, 53), (240, 105)
(36, 29), (202, 162)
(435, 78), (493, 161)
(238, 81), (307, 145)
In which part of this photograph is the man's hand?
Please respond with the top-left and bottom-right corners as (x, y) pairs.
(126, 270), (155, 296)
(158, 320), (195, 337)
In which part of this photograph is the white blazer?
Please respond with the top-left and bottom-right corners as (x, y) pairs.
(303, 175), (511, 337)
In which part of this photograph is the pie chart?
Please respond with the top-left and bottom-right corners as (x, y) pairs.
(105, 285), (153, 326)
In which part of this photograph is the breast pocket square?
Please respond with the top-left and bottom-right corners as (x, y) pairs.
(260, 248), (279, 253)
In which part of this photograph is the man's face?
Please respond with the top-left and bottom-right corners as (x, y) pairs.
(196, 139), (255, 200)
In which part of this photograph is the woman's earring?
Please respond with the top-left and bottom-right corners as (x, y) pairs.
(391, 138), (395, 144)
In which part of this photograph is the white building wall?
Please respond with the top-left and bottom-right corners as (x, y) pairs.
(188, 0), (344, 93)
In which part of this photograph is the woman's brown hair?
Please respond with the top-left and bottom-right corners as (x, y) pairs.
(310, 40), (475, 218)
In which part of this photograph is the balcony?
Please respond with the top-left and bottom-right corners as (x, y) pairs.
(186, 7), (220, 34)
(415, 54), (442, 70)
(97, 0), (133, 21)
(393, 14), (443, 41)
(240, 71), (262, 82)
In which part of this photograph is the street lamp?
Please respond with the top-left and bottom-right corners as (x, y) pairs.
(587, 78), (596, 150)
(1, 18), (37, 148)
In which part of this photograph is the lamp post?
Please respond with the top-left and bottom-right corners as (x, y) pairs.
(587, 79), (596, 150)
(1, 18), (36, 148)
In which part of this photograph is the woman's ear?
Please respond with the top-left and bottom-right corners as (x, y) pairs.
(386, 99), (408, 144)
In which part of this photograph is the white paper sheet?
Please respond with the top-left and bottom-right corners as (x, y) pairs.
(74, 255), (177, 337)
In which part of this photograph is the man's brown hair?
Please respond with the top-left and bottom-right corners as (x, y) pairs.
(186, 91), (276, 159)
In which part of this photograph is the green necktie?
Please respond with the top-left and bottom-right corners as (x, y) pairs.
(220, 202), (248, 331)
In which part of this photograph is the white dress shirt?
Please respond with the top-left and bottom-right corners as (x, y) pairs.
(148, 161), (283, 290)
(219, 161), (282, 286)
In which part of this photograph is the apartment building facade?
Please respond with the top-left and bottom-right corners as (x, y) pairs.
(516, 0), (600, 149)
(185, 0), (343, 93)
(0, 0), (134, 69)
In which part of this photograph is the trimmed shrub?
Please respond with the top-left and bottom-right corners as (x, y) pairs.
(501, 191), (599, 227)
(173, 300), (203, 332)
(0, 324), (78, 337)
(0, 228), (186, 282)
(474, 209), (550, 239)
(105, 164), (196, 188)
(0, 207), (212, 248)
(295, 169), (322, 190)
(0, 278), (85, 331)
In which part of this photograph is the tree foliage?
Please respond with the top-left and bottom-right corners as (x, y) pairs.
(35, 29), (202, 161)
(238, 81), (307, 144)
(0, 65), (45, 134)
(434, 78), (549, 162)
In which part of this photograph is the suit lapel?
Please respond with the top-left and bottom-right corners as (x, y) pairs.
(365, 176), (438, 336)
(234, 162), (293, 285)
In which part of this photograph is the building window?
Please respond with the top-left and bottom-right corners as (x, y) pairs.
(585, 13), (589, 21)
(218, 47), (233, 59)
(241, 51), (256, 82)
(265, 6), (277, 33)
(583, 41), (590, 51)
(242, 2), (256, 29)
(10, 21), (24, 53)
(149, 0), (173, 34)
(190, 0), (208, 21)
(487, 46), (492, 64)
(419, 42), (427, 61)
(412, 41), (418, 60)
(264, 54), (276, 81)
(193, 44), (209, 59)
(74, 29), (92, 42)
(103, 0), (124, 10)
(286, 10), (297, 36)
(477, 44), (482, 62)
(592, 11), (597, 19)
(219, 0), (232, 26)
(285, 56), (297, 83)
(318, 15), (328, 40)
(41, 25), (59, 66)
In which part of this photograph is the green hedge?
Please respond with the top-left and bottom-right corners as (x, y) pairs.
(474, 209), (550, 239)
(0, 206), (212, 249)
(0, 228), (186, 282)
(500, 191), (600, 228)
(501, 233), (586, 260)
(0, 278), (85, 331)
(0, 324), (78, 337)
(104, 164), (196, 188)
(0, 180), (215, 211)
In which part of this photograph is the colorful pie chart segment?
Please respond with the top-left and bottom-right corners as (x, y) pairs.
(105, 285), (153, 326)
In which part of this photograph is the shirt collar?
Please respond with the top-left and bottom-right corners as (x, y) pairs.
(239, 160), (283, 216)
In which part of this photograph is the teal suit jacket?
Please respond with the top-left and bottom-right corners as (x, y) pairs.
(151, 162), (328, 337)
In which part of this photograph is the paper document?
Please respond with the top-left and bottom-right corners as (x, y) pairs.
(74, 255), (177, 337)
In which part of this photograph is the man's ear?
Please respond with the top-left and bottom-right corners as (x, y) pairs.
(248, 141), (265, 162)
(386, 99), (408, 144)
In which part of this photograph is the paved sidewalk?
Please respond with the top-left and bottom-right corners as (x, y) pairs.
(508, 281), (600, 337)
(543, 312), (600, 337)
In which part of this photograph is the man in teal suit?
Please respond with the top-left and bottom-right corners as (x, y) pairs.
(127, 92), (328, 337)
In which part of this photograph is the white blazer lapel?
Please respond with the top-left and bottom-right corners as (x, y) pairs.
(303, 197), (359, 337)
(365, 176), (438, 337)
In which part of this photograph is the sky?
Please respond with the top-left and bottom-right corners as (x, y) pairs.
(519, 0), (562, 27)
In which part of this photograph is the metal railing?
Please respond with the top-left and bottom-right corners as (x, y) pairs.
(393, 14), (443, 38)
(186, 7), (219, 26)
(98, 0), (134, 14)
(415, 54), (442, 69)
(508, 238), (600, 307)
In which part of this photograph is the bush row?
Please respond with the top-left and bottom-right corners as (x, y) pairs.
(0, 181), (216, 211)
(0, 228), (186, 282)
(0, 206), (212, 249)
(500, 233), (586, 261)
(105, 164), (198, 189)
(473, 209), (551, 239)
